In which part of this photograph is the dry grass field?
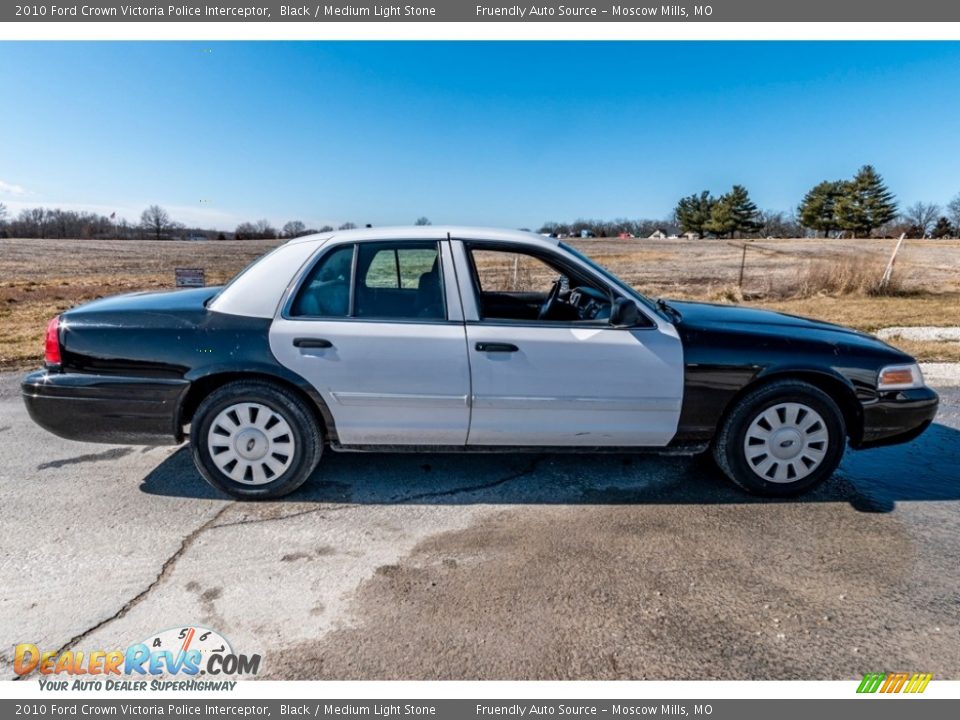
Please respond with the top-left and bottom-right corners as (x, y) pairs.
(2, 236), (959, 370)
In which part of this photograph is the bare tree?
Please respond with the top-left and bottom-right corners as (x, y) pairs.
(759, 209), (802, 238)
(0, 202), (7, 223)
(234, 222), (257, 240)
(282, 220), (307, 238)
(140, 205), (176, 241)
(414, 216), (432, 226)
(255, 219), (276, 239)
(23, 208), (49, 238)
(948, 193), (960, 233)
(902, 201), (940, 238)
(318, 225), (334, 233)
(338, 222), (357, 230)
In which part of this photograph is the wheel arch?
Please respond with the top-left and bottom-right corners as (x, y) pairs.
(718, 368), (864, 445)
(178, 366), (338, 443)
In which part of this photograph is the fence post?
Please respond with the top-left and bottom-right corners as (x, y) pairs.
(880, 233), (906, 290)
(738, 244), (748, 289)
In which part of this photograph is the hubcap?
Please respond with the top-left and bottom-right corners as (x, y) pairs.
(743, 402), (829, 484)
(207, 402), (295, 485)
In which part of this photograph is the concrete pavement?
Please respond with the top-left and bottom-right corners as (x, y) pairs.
(1, 372), (958, 680)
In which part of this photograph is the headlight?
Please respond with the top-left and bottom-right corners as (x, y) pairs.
(877, 363), (925, 391)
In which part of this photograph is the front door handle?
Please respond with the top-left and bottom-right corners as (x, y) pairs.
(293, 337), (333, 349)
(475, 342), (519, 353)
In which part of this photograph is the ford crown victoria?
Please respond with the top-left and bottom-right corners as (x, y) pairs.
(22, 227), (939, 499)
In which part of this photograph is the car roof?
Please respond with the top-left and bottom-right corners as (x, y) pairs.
(212, 226), (564, 320)
(285, 225), (561, 249)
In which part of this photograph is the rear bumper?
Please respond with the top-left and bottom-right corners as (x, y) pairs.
(22, 370), (189, 445)
(855, 386), (939, 449)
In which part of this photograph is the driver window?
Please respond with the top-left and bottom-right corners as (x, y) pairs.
(468, 246), (610, 323)
(472, 249), (557, 295)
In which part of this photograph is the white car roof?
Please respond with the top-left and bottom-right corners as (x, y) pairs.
(285, 225), (561, 249)
(210, 226), (561, 319)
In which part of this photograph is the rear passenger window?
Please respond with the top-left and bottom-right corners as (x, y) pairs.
(289, 244), (354, 317)
(355, 242), (445, 320)
(364, 247), (438, 289)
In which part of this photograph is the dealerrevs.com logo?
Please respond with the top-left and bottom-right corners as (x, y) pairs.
(15, 626), (261, 691)
(857, 672), (933, 694)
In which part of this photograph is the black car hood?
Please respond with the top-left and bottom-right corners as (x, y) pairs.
(669, 299), (863, 336)
(64, 286), (222, 317)
(668, 299), (913, 362)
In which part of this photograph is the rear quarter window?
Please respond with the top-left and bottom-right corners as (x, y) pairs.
(209, 241), (320, 318)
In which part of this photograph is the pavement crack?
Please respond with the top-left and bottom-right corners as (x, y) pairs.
(211, 455), (546, 531)
(12, 502), (234, 681)
(398, 455), (545, 502)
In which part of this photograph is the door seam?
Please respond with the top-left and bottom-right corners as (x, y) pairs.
(447, 234), (475, 444)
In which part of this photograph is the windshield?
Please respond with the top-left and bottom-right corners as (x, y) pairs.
(559, 242), (665, 319)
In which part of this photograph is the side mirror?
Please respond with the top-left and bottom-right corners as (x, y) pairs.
(610, 298), (640, 327)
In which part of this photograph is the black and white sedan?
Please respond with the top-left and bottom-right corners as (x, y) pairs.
(23, 227), (939, 499)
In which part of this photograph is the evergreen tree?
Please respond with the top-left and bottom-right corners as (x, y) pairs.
(798, 180), (845, 237)
(835, 165), (897, 237)
(704, 195), (734, 238)
(674, 191), (716, 237)
(705, 185), (761, 238)
(932, 216), (954, 239)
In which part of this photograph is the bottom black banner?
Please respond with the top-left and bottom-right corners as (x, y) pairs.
(2, 699), (957, 720)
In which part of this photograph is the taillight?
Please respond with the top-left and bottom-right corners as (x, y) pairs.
(45, 315), (62, 366)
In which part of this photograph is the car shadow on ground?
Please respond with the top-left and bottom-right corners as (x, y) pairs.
(139, 422), (960, 513)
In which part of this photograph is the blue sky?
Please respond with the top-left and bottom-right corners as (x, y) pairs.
(2, 41), (959, 230)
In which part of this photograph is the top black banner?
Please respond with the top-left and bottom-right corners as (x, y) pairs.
(5, 1), (960, 22)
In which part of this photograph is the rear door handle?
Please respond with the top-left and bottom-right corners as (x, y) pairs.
(475, 342), (518, 353)
(293, 337), (333, 349)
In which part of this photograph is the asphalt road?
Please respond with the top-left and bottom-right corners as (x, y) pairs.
(2, 372), (958, 681)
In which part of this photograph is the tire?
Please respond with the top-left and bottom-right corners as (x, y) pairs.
(712, 379), (846, 497)
(190, 380), (322, 500)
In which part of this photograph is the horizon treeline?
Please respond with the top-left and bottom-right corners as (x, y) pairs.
(2, 166), (959, 240)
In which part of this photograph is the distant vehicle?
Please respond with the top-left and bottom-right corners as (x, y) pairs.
(23, 226), (938, 500)
(618, 232), (634, 239)
(185, 233), (208, 242)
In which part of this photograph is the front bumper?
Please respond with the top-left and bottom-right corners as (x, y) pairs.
(856, 386), (939, 449)
(22, 370), (189, 445)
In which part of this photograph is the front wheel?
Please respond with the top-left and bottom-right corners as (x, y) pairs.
(190, 380), (322, 500)
(713, 380), (846, 497)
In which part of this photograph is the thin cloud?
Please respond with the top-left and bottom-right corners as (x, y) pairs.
(0, 179), (27, 196)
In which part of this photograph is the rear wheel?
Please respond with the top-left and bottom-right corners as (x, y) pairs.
(190, 380), (322, 500)
(713, 380), (846, 497)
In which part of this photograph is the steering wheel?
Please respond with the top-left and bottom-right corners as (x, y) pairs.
(537, 277), (562, 320)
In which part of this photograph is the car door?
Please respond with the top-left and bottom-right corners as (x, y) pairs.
(269, 238), (471, 446)
(452, 239), (684, 447)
